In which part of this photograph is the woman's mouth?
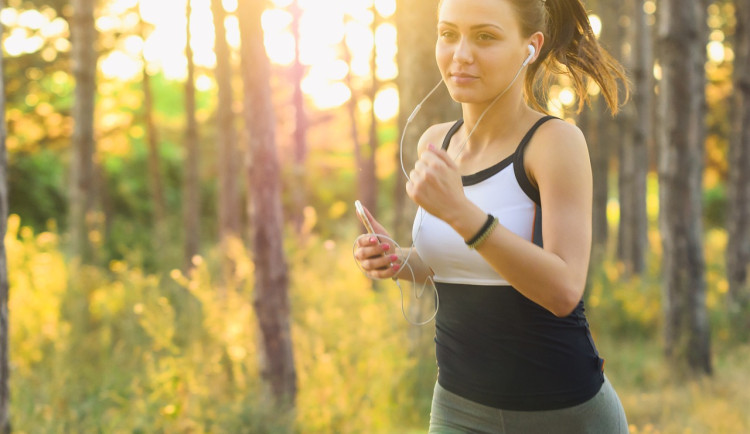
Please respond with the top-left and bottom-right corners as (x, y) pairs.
(450, 72), (479, 84)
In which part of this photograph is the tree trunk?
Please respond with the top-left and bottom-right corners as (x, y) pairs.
(656, 0), (712, 375)
(183, 0), (201, 270)
(727, 0), (750, 336)
(212, 0), (240, 285)
(590, 0), (618, 259)
(597, 0), (627, 265)
(238, 0), (297, 407)
(342, 37), (364, 213)
(0, 4), (11, 429)
(69, 0), (98, 263)
(362, 4), (380, 214)
(393, 0), (459, 241)
(619, 0), (651, 275)
(140, 17), (167, 251)
(290, 0), (308, 232)
(583, 95), (608, 267)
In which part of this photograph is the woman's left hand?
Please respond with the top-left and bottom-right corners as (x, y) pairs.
(406, 145), (469, 223)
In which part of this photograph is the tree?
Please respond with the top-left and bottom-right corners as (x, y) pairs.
(212, 0), (241, 284)
(578, 93), (606, 270)
(393, 0), (459, 240)
(0, 2), (11, 429)
(140, 18), (167, 252)
(362, 4), (381, 214)
(590, 0), (620, 259)
(237, 0), (297, 407)
(183, 0), (200, 270)
(290, 0), (308, 232)
(619, 0), (652, 275)
(656, 0), (712, 374)
(69, 0), (98, 263)
(727, 0), (750, 335)
(343, 7), (379, 216)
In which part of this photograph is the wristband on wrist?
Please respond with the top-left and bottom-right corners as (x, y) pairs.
(465, 214), (499, 249)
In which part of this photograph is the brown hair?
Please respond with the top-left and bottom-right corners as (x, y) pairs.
(437, 0), (629, 114)
(512, 0), (628, 114)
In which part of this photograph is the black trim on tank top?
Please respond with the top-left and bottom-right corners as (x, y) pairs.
(440, 116), (558, 188)
(513, 116), (557, 205)
(532, 204), (544, 248)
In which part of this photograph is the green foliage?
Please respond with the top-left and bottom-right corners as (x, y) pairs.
(703, 183), (727, 229)
(8, 150), (68, 231)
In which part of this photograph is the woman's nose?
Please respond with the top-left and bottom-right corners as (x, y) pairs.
(453, 36), (473, 64)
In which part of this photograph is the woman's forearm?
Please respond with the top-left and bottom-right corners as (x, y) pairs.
(395, 247), (434, 284)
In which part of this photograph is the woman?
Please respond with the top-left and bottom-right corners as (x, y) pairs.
(354, 0), (629, 431)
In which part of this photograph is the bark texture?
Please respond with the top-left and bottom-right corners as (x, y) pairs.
(727, 0), (750, 335)
(238, 0), (297, 407)
(69, 0), (98, 263)
(657, 0), (712, 375)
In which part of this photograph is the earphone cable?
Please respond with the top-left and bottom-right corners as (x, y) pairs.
(356, 53), (531, 325)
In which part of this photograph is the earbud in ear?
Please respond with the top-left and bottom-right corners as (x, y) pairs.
(523, 44), (536, 66)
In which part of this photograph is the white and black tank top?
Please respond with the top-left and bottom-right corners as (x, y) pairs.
(413, 116), (546, 284)
(412, 116), (605, 411)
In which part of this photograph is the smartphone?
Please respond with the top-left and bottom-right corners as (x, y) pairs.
(354, 200), (376, 234)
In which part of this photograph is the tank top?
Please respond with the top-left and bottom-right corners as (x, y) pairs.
(413, 116), (605, 411)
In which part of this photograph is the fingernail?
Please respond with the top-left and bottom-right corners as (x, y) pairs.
(392, 264), (401, 271)
(370, 237), (377, 243)
(390, 254), (399, 262)
(382, 244), (391, 251)
(428, 143), (435, 150)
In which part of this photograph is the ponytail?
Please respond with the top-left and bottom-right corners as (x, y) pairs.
(521, 0), (629, 115)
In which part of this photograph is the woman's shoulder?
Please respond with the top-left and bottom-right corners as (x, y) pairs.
(529, 116), (586, 154)
(524, 116), (589, 186)
(417, 121), (461, 155)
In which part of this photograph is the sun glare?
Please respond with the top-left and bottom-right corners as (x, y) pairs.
(589, 14), (602, 39)
(374, 86), (399, 121)
(101, 50), (142, 81)
(4, 0), (402, 115)
(707, 41), (726, 63)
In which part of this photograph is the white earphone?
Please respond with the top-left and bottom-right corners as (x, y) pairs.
(368, 41), (539, 325)
(523, 44), (536, 67)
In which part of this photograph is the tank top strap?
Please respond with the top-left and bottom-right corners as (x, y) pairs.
(512, 115), (558, 206)
(441, 119), (464, 150)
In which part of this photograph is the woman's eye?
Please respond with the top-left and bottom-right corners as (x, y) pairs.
(477, 33), (496, 41)
(439, 31), (457, 40)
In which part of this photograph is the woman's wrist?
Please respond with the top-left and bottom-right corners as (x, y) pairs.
(445, 201), (488, 240)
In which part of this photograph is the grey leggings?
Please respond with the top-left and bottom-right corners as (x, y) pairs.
(429, 376), (628, 433)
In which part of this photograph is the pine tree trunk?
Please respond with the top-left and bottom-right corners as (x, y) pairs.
(212, 0), (240, 285)
(140, 19), (167, 250)
(70, 0), (97, 263)
(592, 0), (619, 257)
(619, 0), (651, 275)
(238, 0), (297, 407)
(290, 0), (308, 233)
(393, 0), (459, 241)
(362, 5), (380, 214)
(584, 95), (608, 267)
(183, 0), (201, 270)
(727, 0), (750, 336)
(0, 5), (11, 429)
(657, 0), (712, 375)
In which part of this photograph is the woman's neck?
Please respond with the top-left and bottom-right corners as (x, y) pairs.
(459, 90), (532, 154)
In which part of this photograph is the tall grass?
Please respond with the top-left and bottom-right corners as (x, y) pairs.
(5, 212), (750, 433)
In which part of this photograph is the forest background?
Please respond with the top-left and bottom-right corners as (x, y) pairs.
(1, 0), (750, 432)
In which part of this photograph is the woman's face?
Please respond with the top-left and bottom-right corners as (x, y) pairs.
(436, 0), (529, 105)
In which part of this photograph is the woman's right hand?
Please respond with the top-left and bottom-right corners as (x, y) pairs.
(353, 206), (402, 280)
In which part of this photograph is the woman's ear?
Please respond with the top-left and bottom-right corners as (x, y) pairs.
(527, 32), (545, 64)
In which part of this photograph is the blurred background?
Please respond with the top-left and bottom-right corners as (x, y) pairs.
(1, 0), (749, 432)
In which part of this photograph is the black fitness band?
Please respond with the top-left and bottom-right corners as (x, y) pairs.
(465, 214), (496, 246)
